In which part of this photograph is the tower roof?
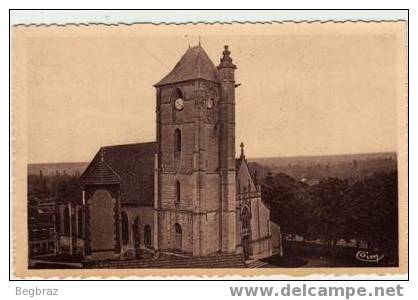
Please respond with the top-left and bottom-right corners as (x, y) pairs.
(155, 45), (220, 87)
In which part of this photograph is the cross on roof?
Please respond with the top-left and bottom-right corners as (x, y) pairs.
(240, 142), (245, 157)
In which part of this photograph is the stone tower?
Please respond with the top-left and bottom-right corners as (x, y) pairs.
(154, 45), (237, 256)
(217, 46), (237, 253)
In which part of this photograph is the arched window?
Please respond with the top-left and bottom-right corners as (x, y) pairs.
(242, 207), (250, 230)
(171, 87), (183, 101)
(174, 223), (182, 251)
(176, 88), (183, 99)
(174, 129), (181, 152)
(175, 180), (181, 204)
(144, 225), (152, 248)
(121, 211), (129, 246)
(77, 208), (83, 238)
(63, 206), (70, 235)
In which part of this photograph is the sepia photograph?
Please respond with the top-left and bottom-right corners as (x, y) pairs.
(11, 10), (408, 278)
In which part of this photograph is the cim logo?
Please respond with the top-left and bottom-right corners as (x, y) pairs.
(355, 250), (384, 263)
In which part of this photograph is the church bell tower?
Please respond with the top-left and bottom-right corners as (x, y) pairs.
(154, 45), (237, 256)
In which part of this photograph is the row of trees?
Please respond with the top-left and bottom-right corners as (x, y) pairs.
(28, 171), (80, 204)
(261, 171), (398, 254)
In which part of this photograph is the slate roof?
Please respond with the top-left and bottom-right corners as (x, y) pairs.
(236, 157), (255, 177)
(80, 142), (157, 206)
(155, 46), (220, 87)
(80, 159), (121, 185)
(236, 158), (249, 174)
(236, 158), (242, 173)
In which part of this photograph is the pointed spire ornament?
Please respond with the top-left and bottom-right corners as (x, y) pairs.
(218, 45), (236, 69)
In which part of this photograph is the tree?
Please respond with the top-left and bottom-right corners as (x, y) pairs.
(261, 173), (308, 238)
(258, 166), (398, 262)
(307, 178), (352, 247)
(350, 171), (398, 254)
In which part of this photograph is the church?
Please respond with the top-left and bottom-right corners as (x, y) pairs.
(57, 44), (281, 262)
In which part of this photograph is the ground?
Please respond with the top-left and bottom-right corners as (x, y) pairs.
(260, 241), (398, 268)
(29, 240), (398, 269)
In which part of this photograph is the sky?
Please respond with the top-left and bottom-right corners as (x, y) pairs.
(15, 22), (406, 163)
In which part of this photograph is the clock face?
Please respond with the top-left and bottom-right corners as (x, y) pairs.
(206, 98), (215, 109)
(174, 98), (184, 111)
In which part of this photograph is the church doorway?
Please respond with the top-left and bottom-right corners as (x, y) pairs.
(174, 223), (182, 252)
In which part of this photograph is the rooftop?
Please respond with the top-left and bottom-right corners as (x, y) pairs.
(80, 142), (157, 206)
(155, 45), (220, 86)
